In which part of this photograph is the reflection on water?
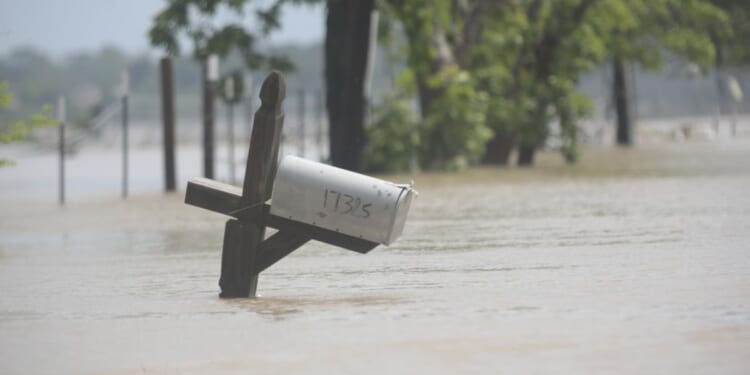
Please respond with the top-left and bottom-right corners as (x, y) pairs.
(1, 142), (749, 374)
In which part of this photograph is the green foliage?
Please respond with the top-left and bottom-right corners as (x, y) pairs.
(364, 91), (418, 173)
(556, 91), (593, 164)
(0, 46), (145, 124)
(710, 0), (750, 64)
(420, 67), (490, 170)
(374, 0), (605, 168)
(148, 0), (310, 71)
(376, 0), (734, 170)
(364, 66), (490, 172)
(473, 0), (602, 162)
(0, 81), (56, 167)
(591, 0), (727, 72)
(0, 82), (9, 108)
(377, 0), (491, 171)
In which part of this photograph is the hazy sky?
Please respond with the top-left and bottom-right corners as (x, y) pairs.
(0, 0), (324, 57)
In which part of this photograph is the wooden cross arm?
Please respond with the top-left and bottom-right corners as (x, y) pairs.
(185, 177), (378, 254)
(255, 231), (309, 273)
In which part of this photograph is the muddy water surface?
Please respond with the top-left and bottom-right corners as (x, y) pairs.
(0, 142), (749, 374)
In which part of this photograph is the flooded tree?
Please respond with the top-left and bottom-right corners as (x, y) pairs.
(149, 0), (375, 172)
(378, 0), (599, 167)
(597, 0), (727, 146)
(325, 0), (375, 172)
(708, 0), (750, 120)
(375, 0), (492, 170)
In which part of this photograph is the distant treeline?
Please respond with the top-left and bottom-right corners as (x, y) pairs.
(0, 44), (331, 125)
(0, 43), (747, 128)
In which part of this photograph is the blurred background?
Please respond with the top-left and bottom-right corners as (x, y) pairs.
(1, 0), (748, 200)
(2, 2), (750, 374)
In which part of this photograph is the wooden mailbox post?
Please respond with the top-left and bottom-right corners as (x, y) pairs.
(185, 72), (388, 298)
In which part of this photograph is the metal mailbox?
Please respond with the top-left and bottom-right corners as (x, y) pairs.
(270, 156), (416, 245)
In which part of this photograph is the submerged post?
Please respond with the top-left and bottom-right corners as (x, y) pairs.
(184, 71), (414, 298)
(160, 57), (177, 192)
(202, 55), (219, 179)
(227, 101), (236, 184)
(245, 74), (255, 144)
(219, 72), (287, 297)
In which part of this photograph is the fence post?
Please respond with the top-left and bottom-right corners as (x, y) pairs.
(160, 57), (177, 192)
(316, 89), (325, 161)
(121, 69), (130, 198)
(245, 74), (254, 144)
(202, 55), (219, 179)
(57, 96), (66, 205)
(227, 100), (236, 185)
(298, 89), (306, 158)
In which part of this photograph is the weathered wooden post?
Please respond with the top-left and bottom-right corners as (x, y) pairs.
(202, 55), (219, 179)
(185, 71), (416, 298)
(226, 96), (236, 184)
(244, 74), (255, 144)
(220, 71), (285, 297)
(160, 57), (177, 192)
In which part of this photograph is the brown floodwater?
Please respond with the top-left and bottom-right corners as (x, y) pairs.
(1, 141), (749, 374)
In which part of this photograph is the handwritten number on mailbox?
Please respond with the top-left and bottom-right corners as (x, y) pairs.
(324, 189), (372, 218)
(342, 194), (354, 213)
(360, 203), (371, 218)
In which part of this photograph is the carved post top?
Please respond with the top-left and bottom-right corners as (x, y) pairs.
(241, 70), (286, 209)
(259, 71), (286, 114)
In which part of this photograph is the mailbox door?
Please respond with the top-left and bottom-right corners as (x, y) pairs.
(385, 187), (414, 244)
(271, 156), (413, 245)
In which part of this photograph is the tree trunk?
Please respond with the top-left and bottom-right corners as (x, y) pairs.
(325, 0), (374, 172)
(517, 144), (535, 166)
(482, 133), (514, 165)
(407, 21), (456, 120)
(613, 56), (632, 146)
(713, 37), (727, 121)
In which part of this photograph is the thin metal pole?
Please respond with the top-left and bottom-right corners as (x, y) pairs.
(298, 89), (306, 158)
(227, 103), (236, 185)
(316, 89), (325, 161)
(630, 61), (638, 141)
(59, 124), (65, 205)
(57, 96), (66, 205)
(122, 93), (129, 198)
